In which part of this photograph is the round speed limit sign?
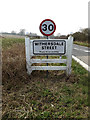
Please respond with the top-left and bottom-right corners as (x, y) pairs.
(39, 19), (56, 36)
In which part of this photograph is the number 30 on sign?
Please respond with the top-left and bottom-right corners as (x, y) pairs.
(39, 19), (56, 36)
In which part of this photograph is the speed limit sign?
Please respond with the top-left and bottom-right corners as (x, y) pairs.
(39, 19), (56, 36)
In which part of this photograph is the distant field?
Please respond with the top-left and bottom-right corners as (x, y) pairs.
(2, 37), (25, 49)
(2, 37), (88, 119)
(1, 34), (25, 39)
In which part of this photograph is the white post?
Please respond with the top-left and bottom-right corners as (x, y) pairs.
(66, 36), (73, 76)
(25, 37), (32, 75)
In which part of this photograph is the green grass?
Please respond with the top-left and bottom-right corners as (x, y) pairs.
(2, 37), (25, 48)
(72, 59), (88, 86)
(2, 37), (89, 119)
(74, 41), (90, 47)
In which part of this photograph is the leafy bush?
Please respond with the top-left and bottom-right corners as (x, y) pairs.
(72, 28), (88, 42)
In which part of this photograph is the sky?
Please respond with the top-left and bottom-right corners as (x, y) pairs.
(0, 0), (89, 36)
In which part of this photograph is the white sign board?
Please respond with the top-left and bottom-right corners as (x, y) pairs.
(33, 40), (66, 55)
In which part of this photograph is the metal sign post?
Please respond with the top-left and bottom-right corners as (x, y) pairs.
(39, 19), (56, 77)
(46, 36), (48, 78)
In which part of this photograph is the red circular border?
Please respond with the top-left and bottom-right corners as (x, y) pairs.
(39, 19), (56, 36)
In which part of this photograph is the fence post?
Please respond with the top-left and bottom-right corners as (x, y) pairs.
(66, 36), (73, 76)
(25, 37), (32, 75)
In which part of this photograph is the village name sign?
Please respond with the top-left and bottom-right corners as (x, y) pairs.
(33, 40), (66, 55)
(25, 19), (73, 76)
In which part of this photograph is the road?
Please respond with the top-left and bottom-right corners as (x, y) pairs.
(72, 44), (90, 66)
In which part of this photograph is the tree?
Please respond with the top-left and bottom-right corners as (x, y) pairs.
(19, 29), (25, 35)
(80, 28), (88, 36)
(72, 28), (88, 42)
(11, 31), (16, 35)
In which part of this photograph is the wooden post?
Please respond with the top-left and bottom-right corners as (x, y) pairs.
(25, 37), (32, 75)
(66, 36), (73, 76)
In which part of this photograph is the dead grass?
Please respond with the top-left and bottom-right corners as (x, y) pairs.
(2, 39), (88, 119)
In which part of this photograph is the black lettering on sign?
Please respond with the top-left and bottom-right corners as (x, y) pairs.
(52, 46), (54, 49)
(48, 24), (54, 31)
(42, 46), (47, 49)
(53, 42), (56, 45)
(35, 43), (39, 45)
(57, 42), (59, 45)
(42, 46), (44, 50)
(47, 46), (49, 49)
(42, 24), (47, 31)
(51, 42), (53, 45)
(62, 42), (63, 45)
(42, 24), (54, 32)
(48, 42), (50, 45)
(55, 46), (57, 49)
(42, 45), (58, 50)
(42, 42), (47, 45)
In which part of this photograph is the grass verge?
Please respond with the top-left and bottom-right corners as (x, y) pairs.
(2, 38), (89, 119)
(74, 41), (90, 47)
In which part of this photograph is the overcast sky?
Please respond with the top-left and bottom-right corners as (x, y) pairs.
(0, 0), (89, 36)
